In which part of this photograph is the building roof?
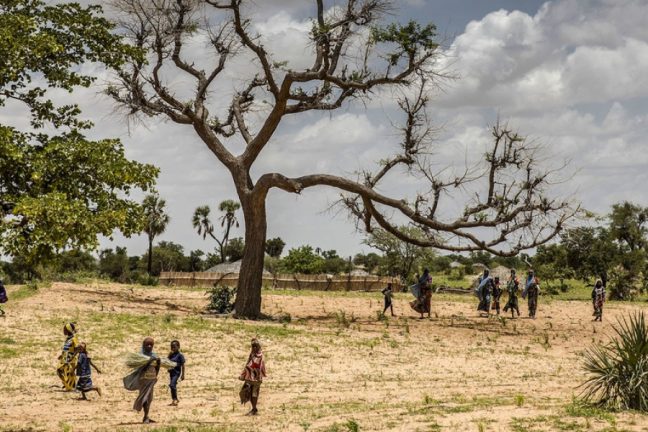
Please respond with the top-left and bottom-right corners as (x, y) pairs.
(206, 260), (271, 275)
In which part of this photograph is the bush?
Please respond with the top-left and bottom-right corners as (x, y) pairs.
(137, 274), (159, 286)
(580, 312), (648, 411)
(608, 267), (640, 300)
(206, 285), (236, 314)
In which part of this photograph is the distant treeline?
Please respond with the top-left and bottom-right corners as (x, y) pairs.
(0, 236), (526, 285)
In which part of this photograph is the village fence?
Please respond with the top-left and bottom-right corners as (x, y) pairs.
(159, 271), (402, 292)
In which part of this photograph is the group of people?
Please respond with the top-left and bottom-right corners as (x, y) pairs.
(476, 269), (540, 319)
(16, 265), (611, 425)
(56, 323), (265, 423)
(397, 266), (607, 322)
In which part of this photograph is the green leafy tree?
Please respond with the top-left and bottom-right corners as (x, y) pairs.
(365, 226), (436, 280)
(140, 241), (188, 276)
(468, 251), (493, 268)
(109, 0), (575, 317)
(353, 253), (382, 274)
(609, 202), (648, 252)
(0, 0), (156, 270)
(607, 203), (648, 299)
(203, 252), (221, 271)
(224, 237), (245, 262)
(320, 250), (349, 274)
(264, 237), (286, 258)
(561, 227), (616, 284)
(52, 250), (97, 274)
(99, 247), (130, 282)
(535, 203), (648, 299)
(142, 194), (170, 275)
(188, 250), (205, 272)
(281, 246), (324, 274)
(192, 200), (241, 262)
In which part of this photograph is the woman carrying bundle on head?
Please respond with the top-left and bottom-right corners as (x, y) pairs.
(57, 322), (79, 391)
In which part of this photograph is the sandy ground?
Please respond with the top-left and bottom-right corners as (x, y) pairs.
(0, 282), (647, 432)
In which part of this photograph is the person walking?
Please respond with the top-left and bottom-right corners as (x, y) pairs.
(239, 338), (266, 416)
(381, 283), (395, 317)
(592, 279), (606, 322)
(503, 269), (521, 318)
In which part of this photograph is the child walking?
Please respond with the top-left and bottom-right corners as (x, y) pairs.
(75, 342), (102, 400)
(381, 283), (395, 317)
(168, 340), (186, 406)
(239, 338), (266, 416)
(491, 277), (502, 315)
(503, 269), (520, 318)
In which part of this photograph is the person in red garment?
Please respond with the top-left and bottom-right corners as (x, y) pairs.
(239, 338), (266, 416)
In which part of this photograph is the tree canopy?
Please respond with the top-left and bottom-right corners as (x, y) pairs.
(0, 0), (157, 266)
(533, 202), (648, 299)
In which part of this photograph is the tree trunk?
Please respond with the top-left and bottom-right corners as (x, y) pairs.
(234, 193), (267, 319)
(147, 236), (153, 275)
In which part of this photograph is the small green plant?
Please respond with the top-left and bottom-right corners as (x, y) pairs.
(514, 394), (525, 407)
(334, 310), (356, 328)
(345, 419), (359, 432)
(206, 284), (237, 314)
(580, 312), (648, 411)
(278, 312), (292, 324)
(58, 421), (72, 432)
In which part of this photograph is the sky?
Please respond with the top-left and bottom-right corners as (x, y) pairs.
(13, 0), (648, 259)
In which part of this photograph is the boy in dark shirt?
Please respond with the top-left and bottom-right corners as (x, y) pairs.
(75, 342), (102, 400)
(168, 340), (186, 406)
(381, 283), (395, 317)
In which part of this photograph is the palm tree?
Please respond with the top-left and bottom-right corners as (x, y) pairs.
(192, 205), (214, 240)
(218, 199), (240, 256)
(192, 200), (240, 263)
(143, 194), (170, 275)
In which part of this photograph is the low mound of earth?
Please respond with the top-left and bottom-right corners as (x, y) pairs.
(0, 282), (646, 431)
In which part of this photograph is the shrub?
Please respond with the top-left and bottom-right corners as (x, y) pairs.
(580, 312), (648, 411)
(206, 285), (237, 314)
(137, 274), (159, 286)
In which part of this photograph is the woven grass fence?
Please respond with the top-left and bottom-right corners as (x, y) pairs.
(159, 271), (402, 292)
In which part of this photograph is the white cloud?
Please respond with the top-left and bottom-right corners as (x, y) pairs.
(20, 0), (648, 257)
(437, 1), (648, 110)
(425, 0), (648, 222)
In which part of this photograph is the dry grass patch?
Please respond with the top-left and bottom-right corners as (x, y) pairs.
(0, 282), (647, 431)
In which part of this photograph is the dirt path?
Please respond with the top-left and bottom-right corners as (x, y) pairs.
(0, 282), (646, 431)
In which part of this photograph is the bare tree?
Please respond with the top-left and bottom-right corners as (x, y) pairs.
(107, 0), (578, 318)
